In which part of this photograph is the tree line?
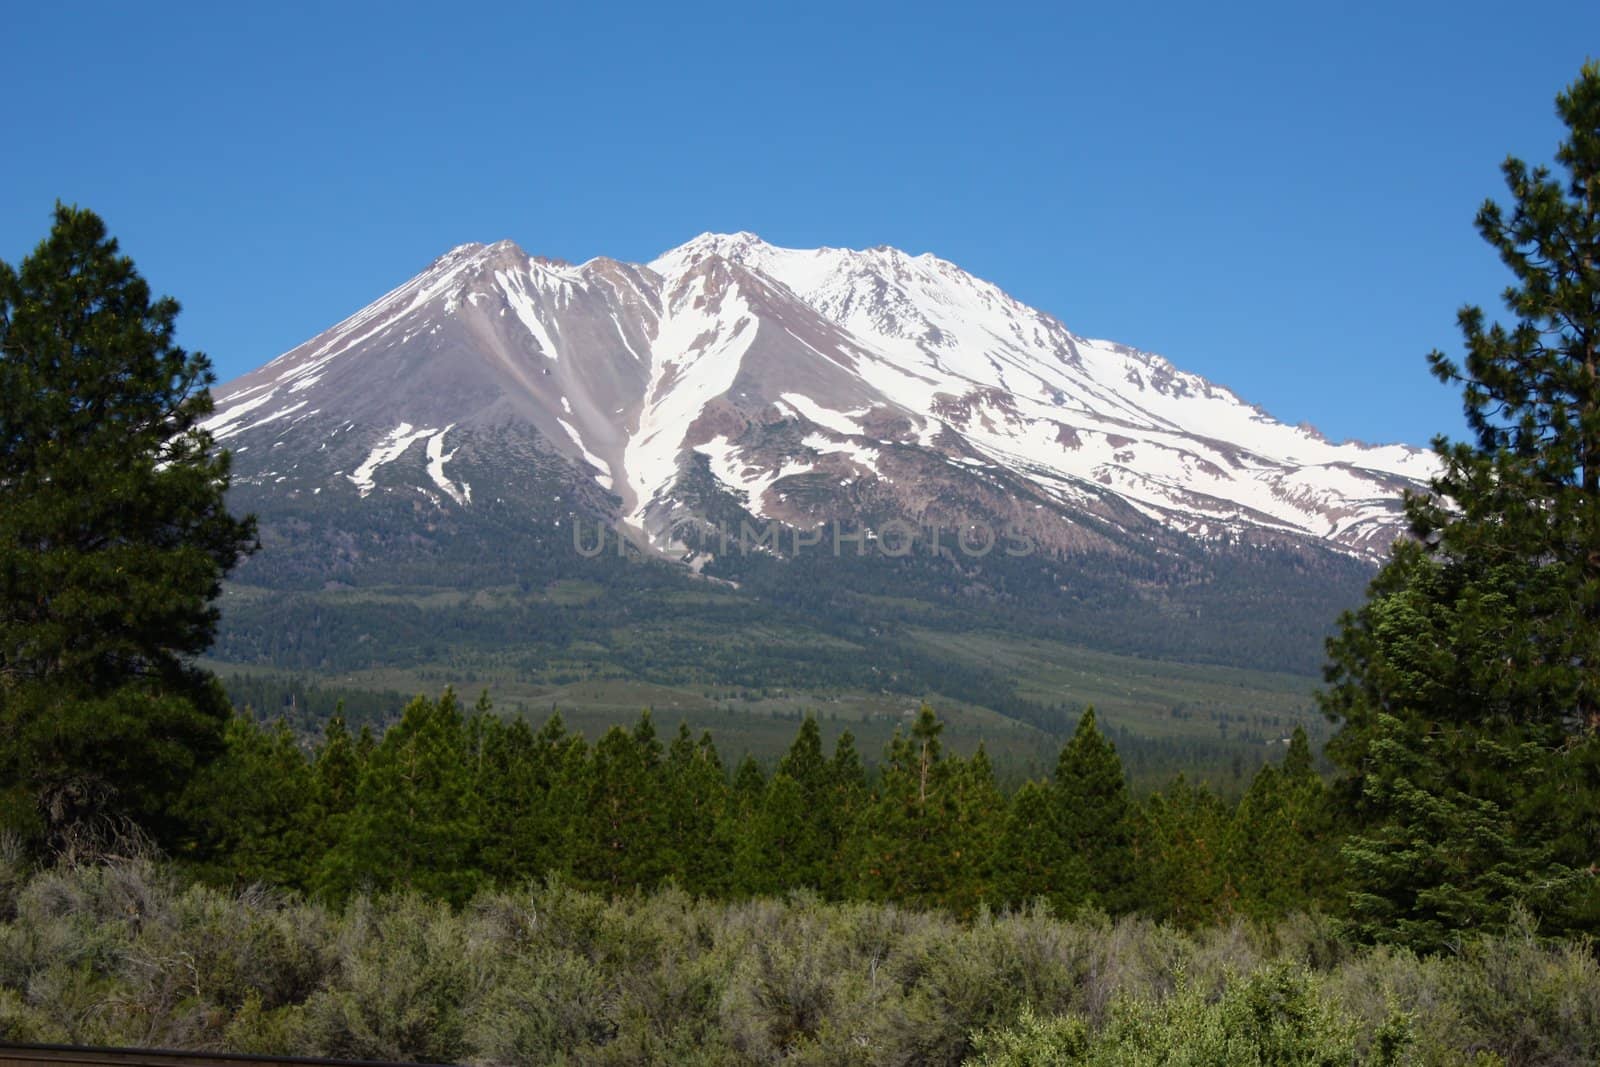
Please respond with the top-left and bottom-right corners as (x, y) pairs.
(191, 693), (1339, 930)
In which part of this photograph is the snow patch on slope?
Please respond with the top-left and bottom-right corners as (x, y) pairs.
(425, 425), (472, 505)
(624, 273), (759, 523)
(695, 436), (817, 518)
(496, 267), (564, 362)
(778, 393), (867, 436)
(558, 418), (613, 490)
(349, 423), (438, 497)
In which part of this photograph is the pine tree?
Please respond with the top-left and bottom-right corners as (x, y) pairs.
(852, 704), (963, 908)
(1226, 761), (1287, 918)
(1226, 754), (1340, 920)
(320, 691), (484, 904)
(1283, 726), (1316, 780)
(315, 713), (361, 812)
(1053, 709), (1135, 912)
(475, 715), (545, 883)
(185, 715), (313, 889)
(355, 723), (377, 763)
(1339, 714), (1574, 950)
(661, 723), (731, 894)
(570, 712), (670, 892)
(829, 729), (867, 796)
(945, 744), (1005, 914)
(735, 718), (835, 895)
(993, 780), (1084, 913)
(822, 729), (867, 899)
(730, 754), (767, 816)
(540, 715), (589, 878)
(1133, 775), (1234, 927)
(307, 713), (362, 869)
(735, 772), (821, 895)
(0, 205), (256, 854)
(1324, 62), (1600, 943)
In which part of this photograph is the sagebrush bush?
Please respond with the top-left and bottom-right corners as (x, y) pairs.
(970, 964), (1401, 1066)
(0, 862), (1592, 1066)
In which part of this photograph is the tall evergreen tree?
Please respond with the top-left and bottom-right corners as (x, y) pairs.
(729, 754), (767, 818)
(822, 729), (867, 899)
(735, 771), (821, 895)
(737, 718), (837, 895)
(944, 743), (1006, 914)
(828, 729), (867, 796)
(540, 715), (589, 878)
(661, 723), (731, 895)
(570, 712), (670, 892)
(0, 205), (256, 854)
(1053, 709), (1135, 912)
(852, 704), (964, 908)
(307, 713), (363, 869)
(184, 716), (313, 889)
(1134, 775), (1234, 927)
(475, 715), (546, 884)
(1339, 714), (1569, 949)
(994, 780), (1083, 914)
(320, 691), (483, 905)
(1323, 62), (1600, 943)
(1283, 726), (1316, 780)
(1226, 734), (1340, 922)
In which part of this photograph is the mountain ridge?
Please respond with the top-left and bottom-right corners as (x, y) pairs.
(207, 231), (1432, 563)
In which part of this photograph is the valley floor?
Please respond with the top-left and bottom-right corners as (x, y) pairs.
(206, 622), (1322, 790)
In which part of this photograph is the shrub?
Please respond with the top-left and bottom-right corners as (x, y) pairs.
(0, 862), (1593, 1065)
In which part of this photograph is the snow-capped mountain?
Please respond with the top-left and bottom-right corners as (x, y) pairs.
(207, 233), (1432, 564)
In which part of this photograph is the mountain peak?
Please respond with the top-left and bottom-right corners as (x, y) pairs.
(211, 230), (1434, 560)
(694, 229), (767, 248)
(650, 231), (771, 274)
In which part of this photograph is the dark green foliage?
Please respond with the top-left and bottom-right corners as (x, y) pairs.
(184, 716), (314, 888)
(660, 724), (732, 895)
(993, 779), (1083, 913)
(1324, 63), (1600, 945)
(946, 744), (1006, 914)
(850, 705), (1006, 913)
(319, 690), (484, 905)
(472, 714), (547, 884)
(308, 714), (362, 856)
(1228, 727), (1341, 919)
(1133, 775), (1235, 926)
(735, 716), (848, 895)
(190, 693), (1351, 930)
(568, 713), (671, 892)
(852, 704), (960, 907)
(0, 205), (256, 853)
(822, 728), (868, 898)
(730, 753), (767, 814)
(1339, 714), (1580, 951)
(734, 772), (819, 896)
(1054, 709), (1135, 912)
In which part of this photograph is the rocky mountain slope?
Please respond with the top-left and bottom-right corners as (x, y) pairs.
(208, 233), (1432, 566)
(205, 235), (1431, 694)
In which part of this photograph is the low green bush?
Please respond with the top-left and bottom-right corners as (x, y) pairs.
(0, 862), (1592, 1066)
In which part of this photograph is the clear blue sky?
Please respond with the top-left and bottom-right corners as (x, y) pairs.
(4, 1), (1595, 447)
